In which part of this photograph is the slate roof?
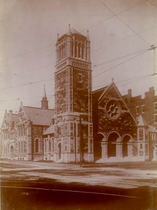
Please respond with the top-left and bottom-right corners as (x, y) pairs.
(23, 106), (54, 126)
(43, 123), (54, 135)
(137, 115), (147, 127)
(92, 86), (109, 106)
(59, 28), (85, 39)
(70, 28), (82, 35)
(148, 125), (157, 132)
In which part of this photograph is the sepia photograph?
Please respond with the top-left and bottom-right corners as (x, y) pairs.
(0, 0), (157, 209)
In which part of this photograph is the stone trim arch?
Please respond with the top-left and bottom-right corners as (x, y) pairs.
(122, 134), (133, 142)
(122, 134), (133, 157)
(107, 131), (121, 140)
(97, 132), (107, 140)
(107, 131), (121, 158)
(94, 132), (107, 161)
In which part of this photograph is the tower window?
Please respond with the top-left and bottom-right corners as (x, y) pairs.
(154, 102), (157, 111)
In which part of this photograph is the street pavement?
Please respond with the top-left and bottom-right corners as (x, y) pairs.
(1, 160), (157, 210)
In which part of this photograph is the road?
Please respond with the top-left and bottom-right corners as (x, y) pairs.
(1, 160), (157, 210)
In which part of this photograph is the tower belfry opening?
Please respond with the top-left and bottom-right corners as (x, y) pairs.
(56, 27), (90, 63)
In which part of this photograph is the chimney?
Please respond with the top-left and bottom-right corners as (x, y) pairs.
(128, 89), (132, 98)
(149, 87), (154, 96)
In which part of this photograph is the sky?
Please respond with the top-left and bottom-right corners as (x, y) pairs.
(0, 0), (157, 124)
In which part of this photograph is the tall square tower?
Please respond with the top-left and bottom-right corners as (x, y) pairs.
(54, 26), (93, 162)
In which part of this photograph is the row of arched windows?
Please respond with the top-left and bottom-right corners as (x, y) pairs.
(57, 39), (87, 62)
(18, 141), (26, 154)
(44, 138), (54, 153)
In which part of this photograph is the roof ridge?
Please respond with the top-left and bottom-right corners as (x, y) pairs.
(92, 86), (108, 93)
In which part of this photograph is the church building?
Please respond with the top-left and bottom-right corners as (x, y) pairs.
(1, 27), (157, 163)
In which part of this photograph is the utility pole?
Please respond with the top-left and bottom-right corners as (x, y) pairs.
(79, 116), (82, 166)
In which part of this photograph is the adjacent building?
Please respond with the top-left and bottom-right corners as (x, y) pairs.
(0, 87), (54, 161)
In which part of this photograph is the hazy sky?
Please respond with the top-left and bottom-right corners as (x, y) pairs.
(0, 0), (157, 124)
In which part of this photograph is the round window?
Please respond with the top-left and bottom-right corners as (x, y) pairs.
(106, 99), (120, 120)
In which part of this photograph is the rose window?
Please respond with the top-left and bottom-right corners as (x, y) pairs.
(106, 99), (120, 119)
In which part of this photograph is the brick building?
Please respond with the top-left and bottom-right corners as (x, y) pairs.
(123, 87), (157, 130)
(1, 27), (157, 162)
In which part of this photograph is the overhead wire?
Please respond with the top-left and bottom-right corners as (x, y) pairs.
(0, 1), (156, 104)
(91, 25), (157, 54)
(147, 0), (157, 8)
(0, 72), (156, 103)
(99, 0), (151, 47)
(1, 45), (156, 91)
(0, 0), (149, 63)
(93, 49), (150, 78)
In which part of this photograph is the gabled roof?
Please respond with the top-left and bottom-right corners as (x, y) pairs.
(23, 106), (54, 126)
(92, 86), (108, 106)
(98, 82), (121, 103)
(43, 123), (54, 135)
(92, 82), (137, 125)
(1, 111), (18, 128)
(137, 115), (147, 127)
(12, 114), (18, 122)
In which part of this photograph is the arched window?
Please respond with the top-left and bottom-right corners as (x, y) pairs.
(49, 141), (51, 152)
(35, 139), (39, 153)
(51, 138), (54, 152)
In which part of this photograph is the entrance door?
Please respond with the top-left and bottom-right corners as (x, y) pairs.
(58, 143), (61, 160)
(108, 133), (119, 157)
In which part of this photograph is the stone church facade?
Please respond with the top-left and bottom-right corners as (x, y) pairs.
(1, 27), (157, 162)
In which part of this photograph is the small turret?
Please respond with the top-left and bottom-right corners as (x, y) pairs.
(41, 85), (48, 109)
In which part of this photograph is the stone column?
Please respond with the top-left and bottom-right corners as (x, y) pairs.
(67, 36), (72, 57)
(73, 37), (75, 57)
(87, 40), (90, 62)
(116, 137), (122, 158)
(128, 139), (133, 157)
(101, 139), (108, 159)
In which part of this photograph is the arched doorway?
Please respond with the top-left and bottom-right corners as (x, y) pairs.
(58, 143), (61, 160)
(94, 133), (104, 161)
(10, 145), (14, 158)
(122, 135), (131, 157)
(108, 132), (119, 157)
